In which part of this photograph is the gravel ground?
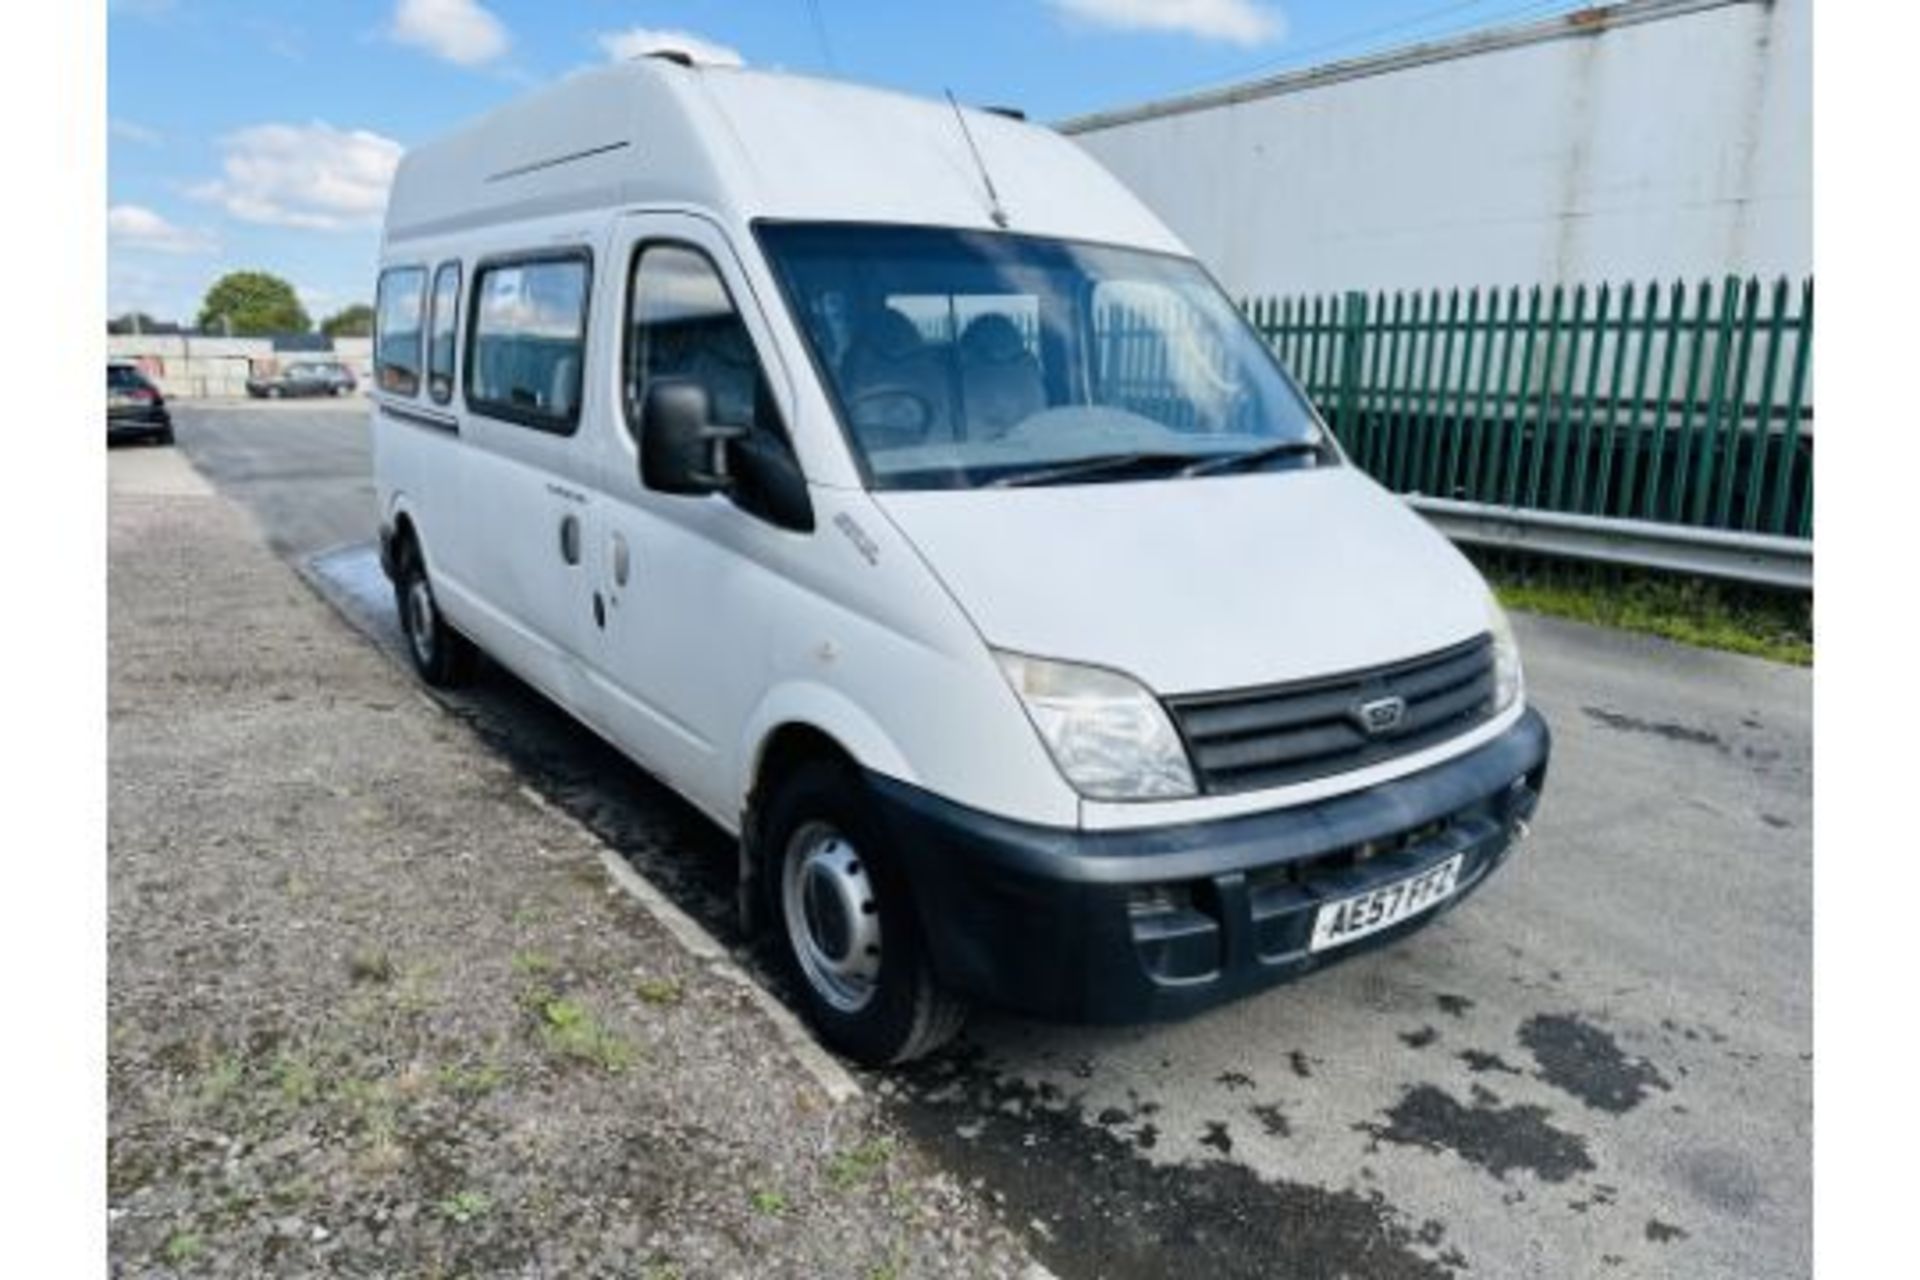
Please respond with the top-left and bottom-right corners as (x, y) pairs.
(107, 447), (1038, 1278)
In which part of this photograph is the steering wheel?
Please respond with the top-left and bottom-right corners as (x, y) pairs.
(846, 384), (936, 445)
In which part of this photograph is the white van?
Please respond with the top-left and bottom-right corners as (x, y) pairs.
(371, 56), (1550, 1065)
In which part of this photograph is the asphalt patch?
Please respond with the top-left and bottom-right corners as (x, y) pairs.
(1520, 1013), (1672, 1114)
(898, 1052), (1464, 1280)
(1362, 1084), (1595, 1184)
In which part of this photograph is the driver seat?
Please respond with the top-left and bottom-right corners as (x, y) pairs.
(839, 308), (950, 445)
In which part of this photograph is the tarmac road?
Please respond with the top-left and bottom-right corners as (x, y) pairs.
(166, 400), (1812, 1279)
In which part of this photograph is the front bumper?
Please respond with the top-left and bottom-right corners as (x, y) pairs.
(869, 707), (1549, 1024)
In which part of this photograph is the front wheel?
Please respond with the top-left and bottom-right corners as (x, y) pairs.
(393, 538), (476, 687)
(762, 761), (966, 1066)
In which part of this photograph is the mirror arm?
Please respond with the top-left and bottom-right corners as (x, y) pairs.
(692, 422), (749, 490)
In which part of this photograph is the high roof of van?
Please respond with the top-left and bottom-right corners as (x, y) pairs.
(381, 58), (1185, 256)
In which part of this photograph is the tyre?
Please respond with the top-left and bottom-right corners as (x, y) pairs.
(156, 428), (175, 447)
(761, 760), (967, 1066)
(393, 536), (477, 687)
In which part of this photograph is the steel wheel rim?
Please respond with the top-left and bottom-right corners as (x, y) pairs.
(406, 576), (436, 667)
(782, 821), (882, 1013)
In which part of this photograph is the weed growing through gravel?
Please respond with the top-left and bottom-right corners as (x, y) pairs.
(634, 976), (683, 1006)
(198, 1054), (244, 1108)
(162, 1231), (203, 1264)
(750, 1187), (790, 1216)
(273, 1053), (321, 1107)
(347, 950), (394, 985)
(826, 1138), (896, 1190)
(511, 950), (556, 976)
(436, 1059), (507, 1098)
(438, 1189), (493, 1224)
(538, 998), (635, 1073)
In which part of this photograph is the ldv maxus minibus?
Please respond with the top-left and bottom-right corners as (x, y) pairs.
(370, 56), (1550, 1065)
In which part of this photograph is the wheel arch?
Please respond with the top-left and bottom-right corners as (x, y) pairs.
(734, 684), (918, 932)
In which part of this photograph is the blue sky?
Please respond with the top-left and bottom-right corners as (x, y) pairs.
(108, 0), (1587, 324)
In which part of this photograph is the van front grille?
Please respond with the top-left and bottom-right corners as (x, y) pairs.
(1166, 635), (1497, 795)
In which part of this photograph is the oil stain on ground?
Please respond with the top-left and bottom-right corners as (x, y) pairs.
(896, 1050), (1466, 1280)
(1581, 706), (1727, 751)
(1520, 1013), (1672, 1114)
(1361, 1083), (1595, 1184)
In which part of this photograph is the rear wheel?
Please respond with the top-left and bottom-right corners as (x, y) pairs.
(761, 760), (966, 1066)
(393, 536), (476, 687)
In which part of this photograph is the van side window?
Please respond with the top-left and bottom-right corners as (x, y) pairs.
(427, 261), (462, 405)
(626, 244), (788, 447)
(466, 253), (591, 432)
(374, 266), (427, 397)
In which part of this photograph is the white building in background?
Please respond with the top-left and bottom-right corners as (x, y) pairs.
(1062, 0), (1810, 299)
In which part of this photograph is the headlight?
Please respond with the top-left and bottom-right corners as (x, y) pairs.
(1487, 597), (1523, 712)
(993, 651), (1196, 801)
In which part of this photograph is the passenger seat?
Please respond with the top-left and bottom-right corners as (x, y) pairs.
(957, 314), (1044, 439)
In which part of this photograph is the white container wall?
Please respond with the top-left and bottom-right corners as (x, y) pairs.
(1063, 0), (1810, 298)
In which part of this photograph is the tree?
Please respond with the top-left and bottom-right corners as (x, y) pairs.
(195, 271), (310, 336)
(321, 303), (375, 338)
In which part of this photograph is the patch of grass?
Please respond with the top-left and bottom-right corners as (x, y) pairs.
(1476, 552), (1812, 665)
(438, 1189), (492, 1224)
(826, 1137), (895, 1190)
(634, 976), (683, 1006)
(162, 1230), (204, 1264)
(749, 1187), (790, 1217)
(538, 998), (635, 1073)
(347, 949), (394, 985)
(197, 1055), (244, 1108)
(436, 1059), (507, 1098)
(272, 1053), (322, 1107)
(510, 950), (556, 976)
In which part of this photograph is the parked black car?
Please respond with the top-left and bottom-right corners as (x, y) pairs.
(107, 362), (173, 445)
(245, 361), (358, 399)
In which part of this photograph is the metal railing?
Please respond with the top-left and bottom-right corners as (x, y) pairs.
(1247, 277), (1814, 576)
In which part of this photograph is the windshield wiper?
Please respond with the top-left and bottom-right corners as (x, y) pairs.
(987, 451), (1205, 488)
(1179, 439), (1325, 478)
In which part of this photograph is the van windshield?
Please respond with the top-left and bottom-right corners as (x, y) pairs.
(756, 223), (1324, 491)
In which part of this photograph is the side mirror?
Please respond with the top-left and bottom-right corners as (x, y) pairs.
(639, 379), (744, 495)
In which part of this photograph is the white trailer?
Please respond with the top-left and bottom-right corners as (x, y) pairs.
(1062, 0), (1811, 298)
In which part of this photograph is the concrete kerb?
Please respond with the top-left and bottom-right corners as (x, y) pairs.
(514, 781), (865, 1106)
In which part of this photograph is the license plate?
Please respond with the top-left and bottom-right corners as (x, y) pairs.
(109, 393), (134, 408)
(1309, 854), (1464, 953)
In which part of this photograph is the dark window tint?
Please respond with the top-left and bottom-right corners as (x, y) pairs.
(375, 266), (427, 396)
(467, 255), (590, 431)
(626, 244), (784, 443)
(427, 261), (461, 404)
(107, 365), (147, 389)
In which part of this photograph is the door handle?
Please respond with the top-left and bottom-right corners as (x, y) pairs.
(611, 532), (631, 587)
(559, 514), (580, 565)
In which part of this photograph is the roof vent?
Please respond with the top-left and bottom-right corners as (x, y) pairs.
(985, 106), (1026, 121)
(646, 49), (694, 68)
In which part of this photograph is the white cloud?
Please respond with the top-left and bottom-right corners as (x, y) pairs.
(190, 122), (404, 231)
(1048, 0), (1284, 46)
(597, 27), (745, 68)
(389, 0), (509, 66)
(108, 204), (216, 254)
(110, 118), (163, 146)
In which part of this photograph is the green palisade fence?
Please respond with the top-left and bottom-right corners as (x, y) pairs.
(1246, 277), (1814, 540)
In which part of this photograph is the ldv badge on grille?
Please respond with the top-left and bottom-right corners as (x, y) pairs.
(1354, 694), (1408, 736)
